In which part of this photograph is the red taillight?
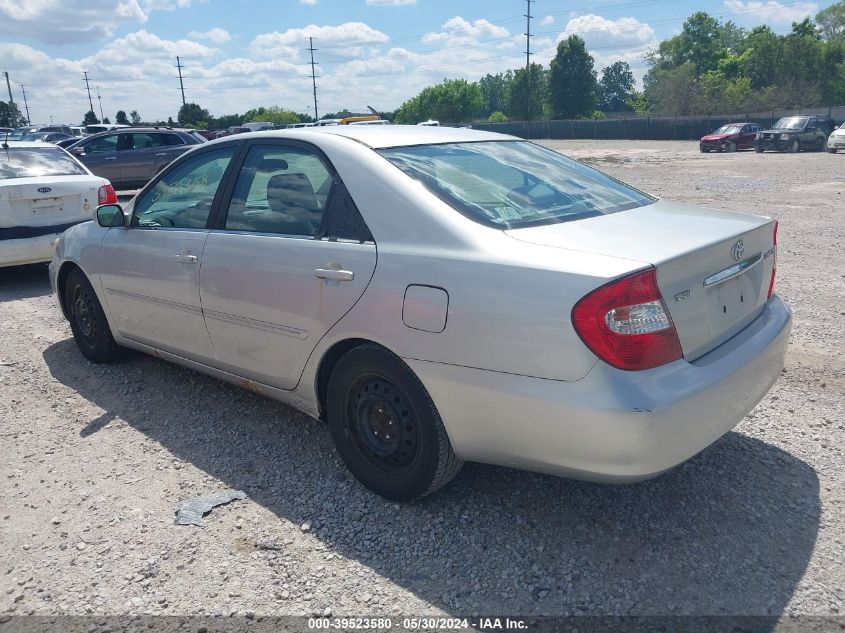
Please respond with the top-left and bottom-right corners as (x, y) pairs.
(767, 220), (778, 299)
(572, 268), (683, 371)
(98, 184), (117, 205)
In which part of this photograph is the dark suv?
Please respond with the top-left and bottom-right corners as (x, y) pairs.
(755, 116), (833, 153)
(67, 127), (204, 189)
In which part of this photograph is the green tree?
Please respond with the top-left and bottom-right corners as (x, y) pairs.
(479, 72), (511, 117)
(598, 61), (635, 112)
(115, 110), (129, 125)
(177, 102), (210, 126)
(549, 36), (598, 119)
(129, 110), (141, 125)
(816, 1), (845, 40)
(167, 116), (176, 127)
(0, 101), (26, 127)
(644, 62), (700, 115)
(648, 12), (729, 76)
(243, 106), (302, 126)
(395, 79), (484, 124)
(488, 111), (508, 122)
(102, 116), (111, 124)
(83, 110), (99, 125)
(214, 113), (245, 128)
(506, 64), (548, 120)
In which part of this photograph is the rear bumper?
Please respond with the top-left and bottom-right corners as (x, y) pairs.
(408, 296), (791, 482)
(0, 233), (62, 267)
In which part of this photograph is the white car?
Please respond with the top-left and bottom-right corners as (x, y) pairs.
(827, 125), (845, 153)
(50, 127), (790, 500)
(1, 141), (117, 267)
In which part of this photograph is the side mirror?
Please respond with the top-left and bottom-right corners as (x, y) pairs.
(96, 204), (125, 228)
(71, 146), (84, 156)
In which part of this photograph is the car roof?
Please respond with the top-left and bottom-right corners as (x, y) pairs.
(1, 141), (63, 148)
(205, 125), (518, 149)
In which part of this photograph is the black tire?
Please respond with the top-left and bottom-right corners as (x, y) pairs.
(64, 268), (123, 363)
(725, 141), (737, 153)
(788, 139), (800, 153)
(755, 145), (764, 153)
(327, 345), (463, 501)
(699, 147), (709, 153)
(827, 147), (836, 154)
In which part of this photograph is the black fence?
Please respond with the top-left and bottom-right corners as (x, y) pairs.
(470, 106), (845, 140)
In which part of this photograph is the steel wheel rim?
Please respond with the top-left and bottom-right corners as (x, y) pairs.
(72, 286), (96, 340)
(347, 374), (419, 475)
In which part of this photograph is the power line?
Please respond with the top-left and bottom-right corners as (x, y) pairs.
(82, 71), (94, 113)
(308, 36), (319, 120)
(176, 56), (187, 107)
(20, 85), (31, 125)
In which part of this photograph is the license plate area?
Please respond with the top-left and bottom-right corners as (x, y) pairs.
(31, 197), (65, 215)
(708, 276), (750, 318)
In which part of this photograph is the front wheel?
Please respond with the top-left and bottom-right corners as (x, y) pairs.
(755, 145), (764, 153)
(64, 268), (123, 363)
(725, 142), (737, 153)
(827, 147), (837, 154)
(788, 139), (800, 153)
(327, 345), (463, 501)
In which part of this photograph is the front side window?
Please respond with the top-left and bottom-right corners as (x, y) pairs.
(132, 147), (235, 229)
(84, 135), (119, 154)
(380, 141), (655, 230)
(223, 145), (332, 237)
(0, 147), (88, 179)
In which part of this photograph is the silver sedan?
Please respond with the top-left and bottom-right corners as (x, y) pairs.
(49, 127), (791, 500)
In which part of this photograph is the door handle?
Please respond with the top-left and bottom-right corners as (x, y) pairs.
(174, 254), (198, 264)
(155, 152), (168, 156)
(314, 268), (354, 281)
(104, 157), (117, 160)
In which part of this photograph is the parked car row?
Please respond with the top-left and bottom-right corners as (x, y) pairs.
(700, 116), (842, 153)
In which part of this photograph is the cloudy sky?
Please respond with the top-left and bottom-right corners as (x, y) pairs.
(0, 0), (832, 125)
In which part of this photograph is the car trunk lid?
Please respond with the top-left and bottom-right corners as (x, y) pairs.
(0, 176), (102, 228)
(506, 200), (777, 360)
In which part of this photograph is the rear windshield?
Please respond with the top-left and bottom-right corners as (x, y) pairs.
(0, 147), (88, 179)
(379, 141), (655, 229)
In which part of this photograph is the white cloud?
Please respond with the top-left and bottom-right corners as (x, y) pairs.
(540, 15), (555, 26)
(365, 0), (416, 5)
(422, 17), (510, 45)
(560, 14), (655, 49)
(300, 0), (317, 4)
(0, 0), (147, 44)
(722, 0), (818, 24)
(250, 22), (390, 61)
(142, 0), (205, 9)
(188, 27), (232, 44)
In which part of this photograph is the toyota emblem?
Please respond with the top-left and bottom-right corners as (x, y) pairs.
(732, 239), (745, 262)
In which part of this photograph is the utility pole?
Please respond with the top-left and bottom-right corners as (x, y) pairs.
(4, 71), (13, 104)
(96, 85), (105, 122)
(83, 71), (94, 114)
(308, 37), (319, 121)
(20, 85), (31, 125)
(523, 0), (534, 124)
(176, 56), (186, 107)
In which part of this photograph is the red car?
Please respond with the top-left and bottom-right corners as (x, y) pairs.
(700, 122), (762, 153)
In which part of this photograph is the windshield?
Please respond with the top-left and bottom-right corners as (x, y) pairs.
(379, 141), (655, 229)
(715, 125), (741, 134)
(8, 127), (35, 140)
(0, 147), (88, 179)
(773, 117), (809, 130)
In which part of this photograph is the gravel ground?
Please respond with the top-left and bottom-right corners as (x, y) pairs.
(1, 140), (843, 620)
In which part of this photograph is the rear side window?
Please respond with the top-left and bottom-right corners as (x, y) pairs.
(162, 134), (186, 146)
(0, 147), (88, 179)
(380, 141), (655, 229)
(125, 133), (163, 150)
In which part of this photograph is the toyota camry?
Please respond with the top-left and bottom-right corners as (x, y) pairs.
(49, 127), (791, 500)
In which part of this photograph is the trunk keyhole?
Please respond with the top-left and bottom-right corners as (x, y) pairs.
(723, 305), (727, 314)
(740, 295), (744, 303)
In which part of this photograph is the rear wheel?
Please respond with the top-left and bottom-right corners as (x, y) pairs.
(327, 345), (463, 501)
(64, 268), (123, 363)
(788, 139), (800, 153)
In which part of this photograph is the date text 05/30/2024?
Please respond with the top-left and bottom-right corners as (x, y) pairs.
(307, 617), (528, 630)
